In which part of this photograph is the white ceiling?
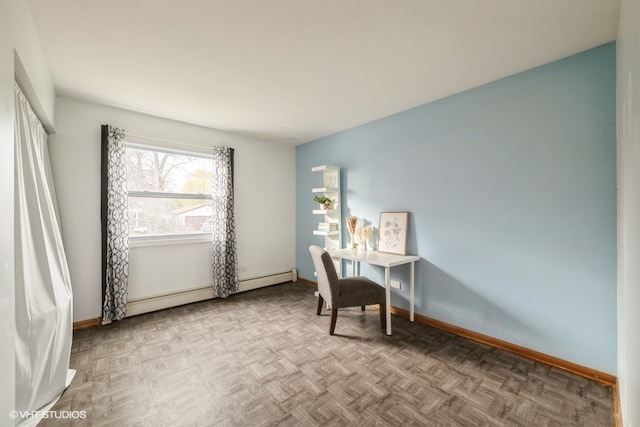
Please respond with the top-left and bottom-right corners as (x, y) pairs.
(27, 0), (619, 144)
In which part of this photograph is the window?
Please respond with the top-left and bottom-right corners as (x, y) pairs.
(126, 144), (214, 238)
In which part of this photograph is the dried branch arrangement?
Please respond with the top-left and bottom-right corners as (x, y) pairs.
(346, 216), (358, 235)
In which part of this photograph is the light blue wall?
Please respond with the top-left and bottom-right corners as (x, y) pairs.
(296, 43), (616, 373)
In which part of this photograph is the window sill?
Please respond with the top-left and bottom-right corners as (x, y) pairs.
(129, 234), (212, 248)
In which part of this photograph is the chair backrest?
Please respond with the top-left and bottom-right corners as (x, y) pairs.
(308, 245), (340, 306)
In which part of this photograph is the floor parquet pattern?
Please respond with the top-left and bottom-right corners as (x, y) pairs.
(43, 283), (614, 426)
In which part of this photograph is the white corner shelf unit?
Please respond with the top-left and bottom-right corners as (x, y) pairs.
(312, 165), (342, 275)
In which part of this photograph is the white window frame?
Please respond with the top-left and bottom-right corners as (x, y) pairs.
(126, 142), (214, 246)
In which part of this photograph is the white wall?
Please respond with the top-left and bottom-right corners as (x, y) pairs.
(6, 2), (55, 131)
(128, 241), (212, 300)
(49, 97), (296, 322)
(617, 0), (640, 424)
(0, 5), (16, 422)
(0, 0), (55, 425)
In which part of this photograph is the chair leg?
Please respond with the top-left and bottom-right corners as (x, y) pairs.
(317, 295), (324, 315)
(329, 308), (338, 335)
(379, 303), (386, 330)
(361, 306), (365, 311)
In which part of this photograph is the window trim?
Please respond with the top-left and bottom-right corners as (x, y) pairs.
(128, 191), (213, 200)
(126, 142), (214, 159)
(129, 233), (212, 247)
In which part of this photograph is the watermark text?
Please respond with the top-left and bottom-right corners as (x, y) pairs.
(9, 410), (86, 420)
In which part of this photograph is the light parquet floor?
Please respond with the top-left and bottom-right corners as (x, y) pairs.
(44, 282), (614, 426)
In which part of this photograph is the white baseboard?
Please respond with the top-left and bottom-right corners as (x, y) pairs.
(126, 269), (297, 317)
(238, 270), (294, 292)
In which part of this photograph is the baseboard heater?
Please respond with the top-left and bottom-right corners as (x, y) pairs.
(127, 269), (298, 317)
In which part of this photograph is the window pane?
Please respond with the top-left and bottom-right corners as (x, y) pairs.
(128, 197), (213, 236)
(126, 147), (213, 194)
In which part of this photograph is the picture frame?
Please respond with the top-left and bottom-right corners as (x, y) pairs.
(377, 212), (409, 255)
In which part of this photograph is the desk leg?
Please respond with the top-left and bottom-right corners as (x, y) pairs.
(410, 261), (415, 322)
(385, 267), (392, 335)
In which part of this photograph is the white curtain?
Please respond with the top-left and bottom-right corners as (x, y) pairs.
(14, 83), (74, 421)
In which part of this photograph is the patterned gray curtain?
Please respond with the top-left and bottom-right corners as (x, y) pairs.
(211, 146), (239, 298)
(101, 125), (129, 323)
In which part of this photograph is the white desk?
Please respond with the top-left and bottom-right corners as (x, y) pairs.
(329, 248), (420, 335)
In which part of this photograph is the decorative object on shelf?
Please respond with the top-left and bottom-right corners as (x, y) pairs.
(378, 212), (409, 255)
(317, 222), (338, 232)
(313, 195), (334, 210)
(322, 175), (337, 188)
(346, 216), (358, 250)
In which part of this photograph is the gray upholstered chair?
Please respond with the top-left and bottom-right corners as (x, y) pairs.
(309, 245), (386, 335)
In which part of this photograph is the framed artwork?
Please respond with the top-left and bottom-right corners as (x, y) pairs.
(377, 212), (409, 255)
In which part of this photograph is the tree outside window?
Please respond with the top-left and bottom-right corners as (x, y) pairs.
(126, 145), (214, 237)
